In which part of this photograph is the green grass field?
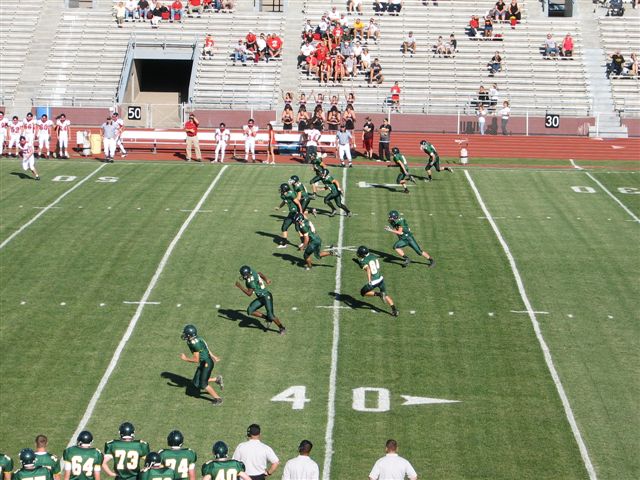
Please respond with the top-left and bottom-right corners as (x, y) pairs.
(1, 158), (638, 480)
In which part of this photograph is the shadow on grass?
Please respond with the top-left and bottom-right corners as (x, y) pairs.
(255, 230), (283, 245)
(328, 291), (386, 314)
(217, 308), (275, 333)
(160, 371), (202, 398)
(10, 172), (33, 180)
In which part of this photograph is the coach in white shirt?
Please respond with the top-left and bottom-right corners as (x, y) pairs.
(282, 440), (319, 480)
(232, 424), (280, 480)
(369, 439), (418, 480)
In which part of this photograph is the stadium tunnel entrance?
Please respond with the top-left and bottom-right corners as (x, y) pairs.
(118, 41), (198, 128)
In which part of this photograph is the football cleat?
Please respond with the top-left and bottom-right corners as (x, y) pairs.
(211, 398), (223, 406)
(428, 258), (436, 268)
(402, 257), (411, 268)
(279, 327), (287, 335)
(391, 305), (399, 317)
(215, 375), (224, 390)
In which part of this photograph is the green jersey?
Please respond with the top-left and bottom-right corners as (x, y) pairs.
(187, 336), (212, 363)
(0, 454), (13, 478)
(245, 269), (269, 298)
(293, 182), (310, 200)
(201, 459), (246, 480)
(312, 157), (325, 173)
(321, 174), (339, 194)
(104, 440), (150, 480)
(63, 446), (104, 480)
(422, 142), (437, 155)
(34, 453), (61, 476)
(358, 253), (383, 284)
(393, 153), (409, 172)
(391, 217), (413, 239)
(158, 448), (197, 480)
(13, 466), (53, 480)
(299, 219), (320, 243)
(137, 467), (177, 480)
(281, 190), (299, 213)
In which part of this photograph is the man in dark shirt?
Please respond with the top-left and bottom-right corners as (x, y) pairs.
(362, 117), (375, 160)
(607, 50), (625, 78)
(378, 118), (392, 162)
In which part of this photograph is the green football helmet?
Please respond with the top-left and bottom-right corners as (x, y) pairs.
(420, 139), (428, 147)
(293, 213), (305, 224)
(280, 183), (290, 194)
(181, 325), (197, 340)
(289, 175), (300, 185)
(144, 452), (162, 468)
(212, 441), (228, 459)
(392, 147), (400, 155)
(357, 246), (369, 258)
(388, 210), (400, 222)
(240, 265), (252, 280)
(320, 168), (330, 178)
(119, 422), (135, 438)
(77, 431), (93, 445)
(167, 430), (184, 447)
(19, 449), (36, 467)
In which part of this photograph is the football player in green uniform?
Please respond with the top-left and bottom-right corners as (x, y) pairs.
(201, 442), (250, 480)
(387, 147), (415, 194)
(0, 453), (13, 480)
(309, 153), (327, 194)
(294, 213), (339, 270)
(63, 431), (103, 480)
(103, 422), (150, 479)
(158, 431), (196, 480)
(235, 265), (286, 335)
(420, 139), (452, 182)
(289, 175), (316, 217)
(179, 325), (224, 406)
(34, 435), (61, 480)
(385, 210), (435, 268)
(320, 169), (351, 217)
(355, 246), (398, 317)
(136, 453), (177, 480)
(14, 449), (53, 480)
(275, 183), (303, 248)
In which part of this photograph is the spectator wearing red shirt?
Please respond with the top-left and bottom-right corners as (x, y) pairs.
(246, 31), (257, 53)
(188, 0), (203, 16)
(184, 113), (202, 162)
(170, 0), (183, 22)
(267, 34), (283, 60)
(203, 34), (215, 58)
(390, 81), (401, 112)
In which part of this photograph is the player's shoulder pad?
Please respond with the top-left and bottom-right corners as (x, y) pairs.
(50, 454), (59, 462)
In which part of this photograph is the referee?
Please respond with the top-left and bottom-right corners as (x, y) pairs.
(336, 124), (353, 168)
(368, 439), (418, 480)
(282, 440), (319, 480)
(232, 424), (280, 480)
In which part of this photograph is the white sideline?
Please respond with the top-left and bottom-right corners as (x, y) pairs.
(67, 165), (229, 446)
(586, 172), (640, 223)
(0, 163), (107, 250)
(322, 167), (348, 480)
(464, 170), (598, 480)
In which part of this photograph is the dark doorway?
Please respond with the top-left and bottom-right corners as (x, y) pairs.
(135, 59), (192, 102)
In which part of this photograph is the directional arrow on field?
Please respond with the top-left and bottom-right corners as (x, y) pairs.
(358, 181), (413, 189)
(401, 395), (461, 406)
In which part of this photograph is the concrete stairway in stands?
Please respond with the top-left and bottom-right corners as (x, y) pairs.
(276, 1), (305, 115)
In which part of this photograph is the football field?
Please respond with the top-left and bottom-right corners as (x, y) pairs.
(1, 158), (638, 479)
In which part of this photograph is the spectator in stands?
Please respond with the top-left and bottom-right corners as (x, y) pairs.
(378, 117), (392, 161)
(560, 33), (574, 58)
(368, 58), (384, 85)
(343, 103), (357, 132)
(138, 0), (150, 20)
(388, 0), (402, 15)
(115, 2), (126, 27)
(477, 85), (489, 107)
(498, 100), (511, 135)
(245, 31), (257, 55)
(345, 53), (357, 77)
(389, 81), (401, 111)
(319, 59), (331, 84)
(487, 51), (502, 76)
(282, 105), (294, 130)
(268, 33), (283, 60)
(297, 105), (310, 131)
(306, 55), (320, 77)
(348, 0), (364, 15)
(170, 0), (184, 22)
(365, 19), (380, 44)
(184, 113), (202, 162)
(402, 31), (416, 56)
(353, 17), (365, 39)
(483, 16), (494, 38)
(339, 12), (349, 28)
(233, 39), (248, 65)
(125, 0), (138, 20)
(222, 0), (234, 12)
(327, 106), (341, 131)
(299, 40), (315, 68)
(606, 50), (625, 78)
(329, 5), (341, 22)
(627, 53), (638, 77)
(352, 41), (363, 66)
(373, 0), (387, 15)
(346, 91), (356, 107)
(203, 34), (215, 57)
(544, 33), (558, 59)
(468, 15), (480, 37)
(334, 54), (346, 83)
(255, 33), (268, 62)
(488, 83), (499, 112)
(433, 36), (447, 56)
(188, 0), (203, 15)
(340, 39), (353, 58)
(494, 0), (507, 21)
(360, 47), (371, 71)
(312, 105), (325, 130)
(150, 4), (163, 28)
(449, 33), (458, 54)
(508, 0), (521, 22)
(477, 104), (487, 135)
(362, 116), (375, 159)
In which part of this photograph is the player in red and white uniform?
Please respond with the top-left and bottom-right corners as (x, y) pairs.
(242, 118), (259, 162)
(36, 114), (54, 158)
(8, 116), (23, 157)
(213, 122), (231, 163)
(56, 113), (71, 158)
(19, 136), (40, 180)
(22, 112), (36, 145)
(0, 111), (8, 157)
(111, 112), (127, 158)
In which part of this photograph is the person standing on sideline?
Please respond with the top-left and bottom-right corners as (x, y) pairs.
(0, 111), (8, 158)
(202, 442), (250, 480)
(56, 113), (71, 158)
(243, 118), (259, 162)
(33, 435), (61, 480)
(179, 324), (224, 405)
(378, 117), (392, 161)
(369, 439), (417, 480)
(112, 112), (127, 158)
(336, 124), (353, 167)
(8, 116), (22, 157)
(13, 449), (53, 480)
(232, 424), (280, 480)
(362, 116), (374, 160)
(63, 431), (103, 480)
(101, 116), (118, 163)
(184, 113), (202, 162)
(19, 136), (40, 180)
(22, 112), (36, 145)
(213, 122), (230, 163)
(303, 125), (321, 164)
(266, 123), (276, 164)
(282, 440), (319, 480)
(477, 104), (487, 135)
(36, 114), (53, 158)
(499, 100), (511, 135)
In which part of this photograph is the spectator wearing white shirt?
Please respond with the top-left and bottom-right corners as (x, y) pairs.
(213, 122), (230, 163)
(282, 440), (319, 480)
(488, 83), (499, 113)
(125, 0), (138, 20)
(303, 126), (321, 163)
(242, 119), (259, 162)
(499, 100), (511, 135)
(402, 31), (416, 56)
(365, 18), (380, 44)
(232, 424), (279, 480)
(328, 5), (340, 22)
(369, 439), (417, 480)
(477, 104), (487, 135)
(298, 41), (315, 69)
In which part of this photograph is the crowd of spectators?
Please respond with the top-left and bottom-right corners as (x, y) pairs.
(232, 31), (283, 65)
(113, 0), (234, 28)
(542, 33), (574, 59)
(607, 50), (639, 78)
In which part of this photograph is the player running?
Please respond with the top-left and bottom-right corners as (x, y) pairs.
(103, 423), (150, 479)
(235, 266), (286, 335)
(275, 183), (303, 248)
(320, 168), (351, 217)
(420, 139), (452, 181)
(387, 146), (415, 194)
(179, 325), (224, 406)
(19, 136), (40, 180)
(289, 175), (316, 216)
(385, 210), (435, 268)
(62, 431), (103, 480)
(201, 442), (250, 480)
(309, 153), (327, 194)
(294, 213), (339, 270)
(36, 114), (53, 158)
(355, 246), (398, 317)
(158, 431), (197, 480)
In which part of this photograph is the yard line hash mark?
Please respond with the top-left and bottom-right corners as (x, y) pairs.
(0, 164), (107, 251)
(586, 172), (640, 223)
(68, 165), (229, 447)
(464, 169), (598, 480)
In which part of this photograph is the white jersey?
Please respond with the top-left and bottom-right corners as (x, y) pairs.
(304, 128), (321, 146)
(56, 119), (71, 134)
(113, 117), (125, 134)
(215, 128), (230, 143)
(243, 125), (258, 139)
(37, 119), (53, 136)
(9, 122), (22, 136)
(282, 455), (320, 480)
(0, 117), (7, 137)
(23, 119), (36, 136)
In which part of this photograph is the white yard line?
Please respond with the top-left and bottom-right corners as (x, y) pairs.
(0, 164), (107, 250)
(322, 167), (348, 480)
(67, 165), (229, 446)
(464, 170), (598, 480)
(585, 172), (640, 223)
